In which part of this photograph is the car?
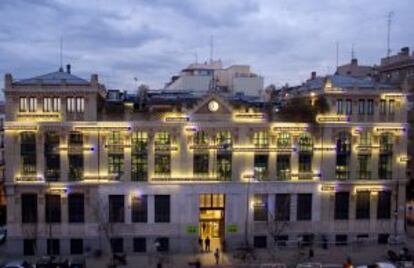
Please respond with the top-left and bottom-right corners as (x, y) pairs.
(356, 262), (397, 268)
(2, 260), (33, 268)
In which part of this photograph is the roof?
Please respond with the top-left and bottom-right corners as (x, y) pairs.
(14, 70), (89, 85)
(303, 74), (392, 90)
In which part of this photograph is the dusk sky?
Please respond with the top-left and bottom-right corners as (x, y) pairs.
(0, 0), (413, 91)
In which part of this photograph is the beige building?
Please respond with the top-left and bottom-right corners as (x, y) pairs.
(3, 66), (408, 257)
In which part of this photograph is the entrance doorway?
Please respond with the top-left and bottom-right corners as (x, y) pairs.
(199, 194), (225, 251)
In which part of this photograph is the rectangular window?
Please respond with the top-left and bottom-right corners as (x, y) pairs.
(367, 99), (374, 115)
(76, 97), (85, 112)
(109, 195), (125, 223)
(131, 131), (148, 152)
(389, 100), (395, 115)
(216, 153), (232, 180)
(69, 131), (83, 145)
(298, 154), (312, 173)
(253, 194), (268, 221)
(69, 155), (83, 181)
(378, 234), (389, 244)
(154, 154), (171, 176)
(133, 237), (146, 252)
(67, 97), (75, 113)
(194, 154), (209, 175)
(336, 99), (343, 114)
(155, 195), (170, 223)
(358, 99), (365, 115)
(43, 97), (52, 112)
(297, 194), (312, 221)
(334, 192), (349, 220)
(45, 194), (61, 223)
(19, 97), (27, 112)
(345, 99), (352, 115)
(358, 155), (371, 180)
(131, 154), (148, 181)
(253, 131), (268, 148)
(154, 132), (170, 146)
(379, 155), (392, 180)
(67, 97), (84, 113)
(28, 97), (37, 112)
(70, 239), (83, 255)
(47, 239), (60, 255)
(21, 132), (36, 175)
(275, 194), (290, 221)
(110, 238), (124, 253)
(253, 236), (267, 248)
(277, 155), (290, 180)
(53, 97), (61, 112)
(156, 237), (169, 252)
(68, 193), (84, 223)
(21, 194), (37, 223)
(380, 99), (386, 115)
(335, 235), (348, 246)
(23, 239), (36, 256)
(356, 191), (370, 219)
(131, 195), (148, 223)
(377, 191), (391, 219)
(254, 154), (268, 180)
(108, 154), (124, 176)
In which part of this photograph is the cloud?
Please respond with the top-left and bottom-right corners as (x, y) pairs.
(0, 0), (413, 91)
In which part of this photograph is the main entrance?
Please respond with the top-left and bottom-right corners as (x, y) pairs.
(199, 194), (225, 251)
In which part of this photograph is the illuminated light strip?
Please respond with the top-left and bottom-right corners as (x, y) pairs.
(74, 126), (131, 131)
(316, 115), (349, 123)
(184, 126), (198, 133)
(164, 116), (189, 123)
(5, 125), (38, 131)
(15, 176), (44, 183)
(374, 127), (406, 133)
(356, 145), (380, 150)
(314, 146), (336, 151)
(272, 127), (308, 132)
(399, 155), (410, 163)
(104, 144), (131, 149)
(233, 113), (266, 121)
(233, 147), (289, 152)
(189, 144), (231, 150)
(48, 187), (68, 195)
(354, 185), (386, 193)
(381, 93), (404, 98)
(154, 145), (178, 151)
(82, 174), (119, 182)
(58, 146), (95, 152)
(151, 177), (220, 182)
(320, 185), (336, 192)
(242, 174), (255, 180)
(17, 113), (60, 121)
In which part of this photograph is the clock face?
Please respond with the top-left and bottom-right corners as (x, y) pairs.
(208, 100), (219, 112)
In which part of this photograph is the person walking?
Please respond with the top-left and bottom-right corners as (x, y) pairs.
(205, 236), (210, 252)
(214, 248), (220, 265)
(198, 236), (203, 252)
(308, 248), (314, 260)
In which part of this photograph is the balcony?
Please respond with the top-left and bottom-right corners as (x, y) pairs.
(379, 171), (392, 180)
(298, 172), (314, 180)
(358, 171), (372, 180)
(336, 170), (350, 181)
(276, 170), (291, 181)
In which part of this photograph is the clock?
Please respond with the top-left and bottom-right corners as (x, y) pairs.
(208, 100), (219, 112)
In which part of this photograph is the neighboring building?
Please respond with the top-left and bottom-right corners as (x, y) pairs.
(377, 47), (414, 85)
(0, 102), (5, 226)
(336, 58), (374, 78)
(164, 60), (264, 95)
(3, 65), (408, 257)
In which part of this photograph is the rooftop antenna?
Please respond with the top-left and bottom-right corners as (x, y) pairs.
(194, 51), (198, 64)
(351, 43), (355, 60)
(387, 11), (394, 57)
(336, 41), (339, 68)
(59, 37), (63, 71)
(209, 35), (214, 63)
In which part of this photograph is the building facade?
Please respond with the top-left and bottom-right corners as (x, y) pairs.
(3, 67), (408, 257)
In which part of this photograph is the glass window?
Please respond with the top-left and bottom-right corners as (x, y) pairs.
(76, 97), (85, 112)
(377, 191), (391, 219)
(216, 154), (232, 180)
(379, 133), (393, 153)
(67, 97), (75, 113)
(45, 194), (61, 223)
(345, 99), (352, 115)
(358, 155), (371, 179)
(28, 97), (37, 112)
(276, 155), (290, 180)
(45, 132), (60, 182)
(154, 195), (170, 223)
(297, 194), (312, 220)
(194, 131), (209, 145)
(389, 100), (395, 115)
(19, 97), (27, 112)
(275, 194), (290, 221)
(131, 195), (148, 223)
(334, 192), (349, 220)
(155, 132), (170, 146)
(131, 154), (148, 181)
(108, 131), (122, 145)
(194, 154), (209, 175)
(298, 133), (313, 153)
(133, 237), (146, 252)
(277, 132), (291, 148)
(336, 99), (343, 114)
(216, 131), (232, 149)
(356, 191), (370, 219)
(298, 154), (312, 173)
(68, 193), (84, 223)
(379, 155), (392, 180)
(47, 239), (60, 255)
(23, 239), (36, 256)
(43, 97), (60, 112)
(154, 154), (171, 175)
(380, 99), (386, 115)
(20, 132), (36, 175)
(253, 131), (268, 148)
(21, 193), (37, 223)
(69, 155), (83, 181)
(254, 154), (268, 180)
(69, 131), (83, 146)
(367, 99), (374, 115)
(70, 239), (83, 255)
(110, 238), (124, 253)
(132, 131), (148, 152)
(109, 195), (124, 223)
(358, 99), (365, 115)
(108, 154), (124, 176)
(253, 194), (268, 221)
(155, 237), (169, 252)
(359, 132), (372, 146)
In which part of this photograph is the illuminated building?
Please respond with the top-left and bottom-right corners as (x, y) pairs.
(3, 65), (408, 256)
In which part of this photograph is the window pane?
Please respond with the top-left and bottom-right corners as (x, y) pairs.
(132, 195), (148, 222)
(297, 194), (312, 220)
(334, 192), (349, 220)
(356, 191), (370, 219)
(155, 195), (170, 223)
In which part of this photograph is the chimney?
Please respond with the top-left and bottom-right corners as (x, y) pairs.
(351, 58), (358, 65)
(4, 73), (12, 89)
(66, 64), (71, 74)
(401, 47), (410, 56)
(311, 71), (316, 80)
(91, 74), (98, 86)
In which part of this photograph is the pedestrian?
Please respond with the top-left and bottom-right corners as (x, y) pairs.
(198, 236), (203, 252)
(205, 236), (210, 252)
(214, 248), (220, 265)
(308, 248), (314, 260)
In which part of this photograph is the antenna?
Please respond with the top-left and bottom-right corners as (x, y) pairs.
(387, 11), (394, 57)
(209, 35), (214, 63)
(194, 51), (198, 64)
(336, 41), (339, 68)
(59, 37), (63, 70)
(351, 43), (355, 60)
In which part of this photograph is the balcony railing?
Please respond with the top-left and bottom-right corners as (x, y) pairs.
(358, 171), (372, 180)
(151, 176), (222, 182)
(276, 170), (291, 181)
(336, 170), (350, 180)
(379, 171), (392, 180)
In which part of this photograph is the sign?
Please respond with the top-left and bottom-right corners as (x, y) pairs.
(186, 225), (198, 234)
(227, 224), (238, 233)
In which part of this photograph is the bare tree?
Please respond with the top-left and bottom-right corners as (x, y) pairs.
(266, 197), (290, 262)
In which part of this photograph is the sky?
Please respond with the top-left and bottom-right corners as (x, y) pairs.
(0, 0), (413, 91)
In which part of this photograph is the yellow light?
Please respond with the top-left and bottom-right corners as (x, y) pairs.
(399, 155), (410, 163)
(353, 185), (385, 194)
(5, 125), (38, 132)
(316, 115), (349, 123)
(320, 185), (336, 193)
(15, 175), (44, 183)
(163, 113), (189, 123)
(374, 127), (406, 135)
(16, 112), (60, 122)
(381, 93), (405, 99)
(233, 113), (266, 122)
